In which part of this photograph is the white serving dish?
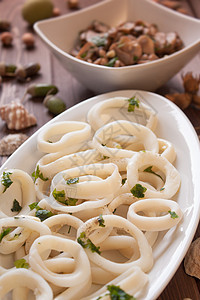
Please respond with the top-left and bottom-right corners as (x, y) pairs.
(0, 90), (200, 299)
(34, 0), (200, 93)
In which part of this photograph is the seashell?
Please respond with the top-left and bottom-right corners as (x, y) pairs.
(184, 237), (200, 279)
(0, 133), (28, 156)
(0, 100), (37, 130)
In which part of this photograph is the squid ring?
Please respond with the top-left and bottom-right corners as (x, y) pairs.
(29, 235), (91, 287)
(92, 120), (158, 158)
(77, 214), (153, 275)
(0, 268), (53, 300)
(37, 121), (91, 153)
(127, 198), (183, 231)
(127, 151), (181, 199)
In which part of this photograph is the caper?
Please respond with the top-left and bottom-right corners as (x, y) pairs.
(0, 62), (17, 77)
(44, 95), (66, 115)
(22, 0), (54, 25)
(15, 63), (41, 81)
(27, 83), (58, 98)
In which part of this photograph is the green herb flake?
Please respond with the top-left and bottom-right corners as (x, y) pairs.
(0, 228), (12, 243)
(160, 187), (165, 191)
(107, 285), (136, 299)
(127, 97), (140, 112)
(122, 178), (127, 185)
(168, 210), (179, 219)
(143, 166), (164, 182)
(11, 199), (22, 212)
(133, 55), (138, 61)
(77, 232), (101, 254)
(91, 34), (108, 47)
(66, 177), (79, 185)
(52, 188), (66, 202)
(97, 214), (105, 227)
(29, 202), (40, 211)
(32, 165), (48, 183)
(130, 184), (147, 198)
(107, 57), (118, 67)
(80, 51), (88, 59)
(1, 172), (13, 193)
(35, 209), (54, 222)
(14, 258), (29, 269)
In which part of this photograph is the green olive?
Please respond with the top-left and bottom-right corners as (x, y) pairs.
(22, 0), (54, 25)
(44, 95), (66, 115)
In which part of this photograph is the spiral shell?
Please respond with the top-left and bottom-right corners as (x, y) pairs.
(0, 101), (37, 130)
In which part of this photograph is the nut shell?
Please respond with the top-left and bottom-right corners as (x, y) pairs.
(184, 237), (200, 279)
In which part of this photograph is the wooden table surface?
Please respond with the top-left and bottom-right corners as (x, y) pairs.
(0, 0), (200, 299)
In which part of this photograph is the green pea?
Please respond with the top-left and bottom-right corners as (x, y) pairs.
(22, 0), (54, 25)
(27, 83), (58, 98)
(44, 95), (66, 115)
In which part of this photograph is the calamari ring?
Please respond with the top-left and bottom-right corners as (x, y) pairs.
(92, 120), (158, 158)
(0, 169), (36, 218)
(127, 198), (183, 231)
(0, 216), (51, 255)
(29, 235), (91, 288)
(37, 148), (101, 178)
(77, 215), (153, 275)
(82, 266), (149, 300)
(127, 151), (181, 199)
(0, 268), (53, 300)
(37, 121), (91, 153)
(158, 138), (176, 164)
(87, 96), (157, 132)
(46, 163), (121, 213)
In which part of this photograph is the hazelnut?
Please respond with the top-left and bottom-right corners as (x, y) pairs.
(0, 31), (13, 46)
(67, 0), (79, 9)
(22, 32), (35, 49)
(53, 7), (61, 17)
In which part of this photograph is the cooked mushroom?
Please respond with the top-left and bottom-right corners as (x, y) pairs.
(137, 35), (155, 54)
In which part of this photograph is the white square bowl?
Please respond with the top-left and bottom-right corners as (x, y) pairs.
(34, 0), (200, 93)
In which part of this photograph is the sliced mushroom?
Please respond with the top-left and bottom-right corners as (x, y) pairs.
(137, 35), (155, 54)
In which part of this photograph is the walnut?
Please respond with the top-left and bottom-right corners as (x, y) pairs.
(0, 100), (37, 130)
(184, 237), (200, 279)
(0, 133), (28, 156)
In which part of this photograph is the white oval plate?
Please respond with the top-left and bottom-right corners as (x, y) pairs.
(1, 90), (200, 300)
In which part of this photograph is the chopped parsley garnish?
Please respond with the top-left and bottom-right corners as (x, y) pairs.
(35, 209), (54, 221)
(14, 258), (29, 269)
(91, 34), (108, 47)
(66, 177), (79, 185)
(168, 210), (179, 219)
(1, 172), (13, 193)
(97, 214), (105, 227)
(29, 202), (40, 211)
(0, 228), (11, 242)
(32, 165), (48, 183)
(160, 187), (165, 191)
(107, 57), (118, 67)
(143, 166), (164, 181)
(52, 188), (66, 202)
(11, 199), (22, 212)
(98, 285), (136, 300)
(122, 178), (127, 185)
(130, 184), (147, 198)
(133, 55), (138, 61)
(77, 232), (101, 254)
(127, 96), (140, 112)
